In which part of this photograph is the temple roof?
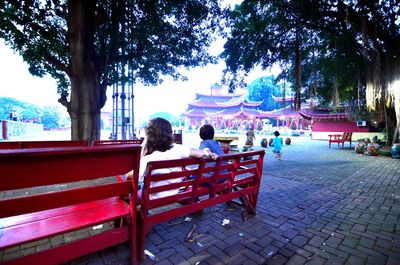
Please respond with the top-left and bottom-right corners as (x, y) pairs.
(299, 108), (350, 120)
(213, 108), (268, 119)
(263, 106), (300, 118)
(194, 92), (243, 100)
(272, 95), (295, 102)
(184, 84), (264, 119)
(183, 106), (267, 119)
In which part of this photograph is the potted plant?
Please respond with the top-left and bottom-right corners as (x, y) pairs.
(367, 144), (378, 156)
(355, 142), (366, 154)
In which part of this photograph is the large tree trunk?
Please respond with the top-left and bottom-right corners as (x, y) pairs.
(294, 31), (302, 111)
(66, 0), (105, 143)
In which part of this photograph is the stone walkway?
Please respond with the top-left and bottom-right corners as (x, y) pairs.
(3, 137), (400, 265)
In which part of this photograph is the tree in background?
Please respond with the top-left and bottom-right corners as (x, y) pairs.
(222, 0), (399, 144)
(41, 106), (61, 130)
(0, 97), (63, 130)
(0, 1), (225, 142)
(222, 0), (317, 110)
(246, 75), (285, 111)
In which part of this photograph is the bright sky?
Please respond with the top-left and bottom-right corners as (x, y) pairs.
(0, 2), (279, 123)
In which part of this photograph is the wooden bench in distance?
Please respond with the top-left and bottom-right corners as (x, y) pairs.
(0, 144), (140, 265)
(328, 132), (353, 148)
(137, 150), (265, 260)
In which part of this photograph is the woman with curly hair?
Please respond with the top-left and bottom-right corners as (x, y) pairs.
(127, 117), (218, 198)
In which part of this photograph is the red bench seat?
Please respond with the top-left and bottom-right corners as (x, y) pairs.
(0, 145), (140, 265)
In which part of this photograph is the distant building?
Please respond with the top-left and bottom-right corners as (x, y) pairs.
(183, 83), (268, 130)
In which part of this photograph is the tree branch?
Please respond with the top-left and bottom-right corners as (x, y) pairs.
(58, 95), (71, 110)
(42, 49), (71, 75)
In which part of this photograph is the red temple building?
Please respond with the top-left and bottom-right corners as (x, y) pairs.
(183, 84), (268, 130)
(299, 107), (369, 134)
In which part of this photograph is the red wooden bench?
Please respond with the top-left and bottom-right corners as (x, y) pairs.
(136, 150), (265, 260)
(0, 144), (140, 264)
(92, 139), (143, 146)
(0, 140), (88, 149)
(328, 132), (353, 148)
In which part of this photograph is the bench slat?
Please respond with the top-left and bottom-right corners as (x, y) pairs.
(0, 145), (139, 191)
(0, 182), (131, 218)
(3, 226), (129, 265)
(0, 197), (122, 228)
(0, 198), (130, 249)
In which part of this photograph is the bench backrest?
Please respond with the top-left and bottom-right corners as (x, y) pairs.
(0, 140), (88, 149)
(93, 139), (143, 146)
(0, 144), (141, 218)
(343, 132), (352, 141)
(141, 150), (265, 218)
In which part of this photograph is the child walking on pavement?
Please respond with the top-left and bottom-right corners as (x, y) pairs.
(272, 131), (282, 160)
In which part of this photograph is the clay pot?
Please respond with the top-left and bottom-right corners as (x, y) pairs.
(261, 139), (268, 148)
(285, 138), (291, 145)
(268, 138), (273, 146)
(392, 143), (400, 158)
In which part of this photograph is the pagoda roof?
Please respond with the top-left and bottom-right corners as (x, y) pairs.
(214, 108), (268, 119)
(183, 108), (216, 117)
(188, 95), (262, 108)
(272, 95), (295, 102)
(214, 97), (262, 107)
(183, 106), (267, 119)
(188, 100), (228, 108)
(299, 108), (350, 120)
(263, 106), (300, 118)
(194, 92), (244, 99)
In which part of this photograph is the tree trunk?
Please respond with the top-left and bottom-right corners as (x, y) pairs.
(66, 0), (105, 143)
(282, 75), (286, 109)
(294, 31), (302, 111)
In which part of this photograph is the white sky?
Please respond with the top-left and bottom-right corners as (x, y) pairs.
(0, 10), (279, 123)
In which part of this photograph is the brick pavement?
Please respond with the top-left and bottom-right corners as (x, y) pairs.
(1, 137), (399, 265)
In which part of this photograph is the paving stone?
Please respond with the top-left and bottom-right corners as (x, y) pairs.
(308, 236), (325, 248)
(359, 237), (375, 248)
(345, 254), (367, 265)
(342, 235), (360, 248)
(306, 255), (326, 265)
(286, 254), (307, 265)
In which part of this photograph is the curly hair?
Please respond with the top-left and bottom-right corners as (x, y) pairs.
(145, 117), (173, 154)
(274, 131), (280, 137)
(199, 124), (215, 140)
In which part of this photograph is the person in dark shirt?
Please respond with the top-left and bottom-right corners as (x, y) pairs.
(199, 124), (225, 155)
(199, 124), (227, 183)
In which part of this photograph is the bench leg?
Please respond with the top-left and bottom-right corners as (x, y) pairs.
(237, 190), (257, 221)
(127, 219), (137, 265)
(137, 218), (150, 261)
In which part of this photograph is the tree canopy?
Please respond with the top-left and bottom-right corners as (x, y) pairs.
(0, 0), (225, 142)
(246, 75), (285, 111)
(222, 0), (400, 143)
